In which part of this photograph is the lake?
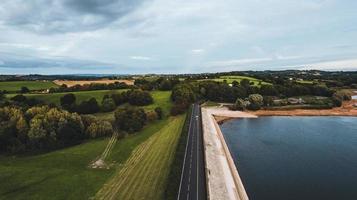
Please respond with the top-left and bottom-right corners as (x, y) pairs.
(220, 117), (357, 200)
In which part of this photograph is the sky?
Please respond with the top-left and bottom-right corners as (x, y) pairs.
(0, 0), (357, 74)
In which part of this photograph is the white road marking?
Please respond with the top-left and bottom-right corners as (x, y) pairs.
(177, 104), (195, 200)
(197, 108), (200, 200)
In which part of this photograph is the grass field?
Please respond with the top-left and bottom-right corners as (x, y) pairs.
(95, 115), (186, 200)
(0, 113), (182, 200)
(202, 75), (270, 86)
(6, 89), (127, 105)
(0, 81), (58, 92)
(94, 90), (172, 121)
(0, 138), (112, 200)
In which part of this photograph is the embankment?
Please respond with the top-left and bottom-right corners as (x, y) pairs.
(202, 107), (255, 200)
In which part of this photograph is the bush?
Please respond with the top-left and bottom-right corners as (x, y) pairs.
(86, 121), (113, 138)
(81, 115), (97, 128)
(170, 103), (187, 116)
(231, 98), (246, 111)
(334, 90), (352, 101)
(11, 94), (27, 103)
(332, 95), (343, 107)
(146, 111), (158, 122)
(101, 97), (116, 112)
(155, 107), (163, 119)
(263, 96), (274, 107)
(20, 86), (30, 93)
(114, 107), (147, 133)
(0, 91), (4, 101)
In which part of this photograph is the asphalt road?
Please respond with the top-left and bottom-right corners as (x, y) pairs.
(178, 103), (207, 200)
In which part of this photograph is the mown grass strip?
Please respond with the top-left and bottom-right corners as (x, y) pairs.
(164, 106), (192, 199)
(94, 115), (186, 200)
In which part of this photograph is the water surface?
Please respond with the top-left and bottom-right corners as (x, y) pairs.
(220, 117), (357, 200)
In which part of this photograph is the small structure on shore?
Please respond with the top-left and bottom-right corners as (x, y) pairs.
(287, 97), (303, 104)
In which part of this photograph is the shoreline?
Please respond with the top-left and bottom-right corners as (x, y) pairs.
(217, 100), (357, 124)
(202, 107), (254, 200)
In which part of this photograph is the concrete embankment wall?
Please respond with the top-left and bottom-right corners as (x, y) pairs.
(202, 107), (255, 200)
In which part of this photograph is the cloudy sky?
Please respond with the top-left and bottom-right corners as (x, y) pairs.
(0, 0), (357, 74)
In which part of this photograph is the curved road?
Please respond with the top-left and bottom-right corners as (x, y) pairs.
(178, 103), (207, 200)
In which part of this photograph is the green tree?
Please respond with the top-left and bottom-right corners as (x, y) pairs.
(248, 94), (263, 110)
(114, 107), (146, 133)
(171, 84), (195, 107)
(263, 96), (274, 107)
(76, 98), (100, 114)
(127, 90), (153, 106)
(159, 79), (172, 91)
(86, 121), (113, 138)
(60, 93), (76, 111)
(101, 97), (116, 112)
(111, 92), (128, 106)
(20, 86), (30, 93)
(234, 98), (246, 111)
(240, 79), (251, 88)
(0, 91), (4, 101)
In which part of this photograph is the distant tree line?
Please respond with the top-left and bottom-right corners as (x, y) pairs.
(59, 89), (153, 114)
(49, 82), (132, 93)
(134, 77), (181, 91)
(169, 78), (353, 113)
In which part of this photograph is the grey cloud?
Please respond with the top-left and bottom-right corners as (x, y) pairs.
(0, 52), (115, 70)
(0, 0), (147, 34)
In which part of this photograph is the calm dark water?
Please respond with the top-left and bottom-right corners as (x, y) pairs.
(220, 117), (357, 200)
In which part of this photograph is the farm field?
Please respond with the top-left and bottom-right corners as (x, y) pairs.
(95, 115), (186, 200)
(202, 75), (271, 86)
(53, 79), (134, 87)
(6, 89), (128, 105)
(0, 81), (58, 92)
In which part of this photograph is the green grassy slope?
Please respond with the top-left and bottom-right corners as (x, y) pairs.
(0, 138), (111, 200)
(95, 115), (186, 200)
(0, 81), (58, 92)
